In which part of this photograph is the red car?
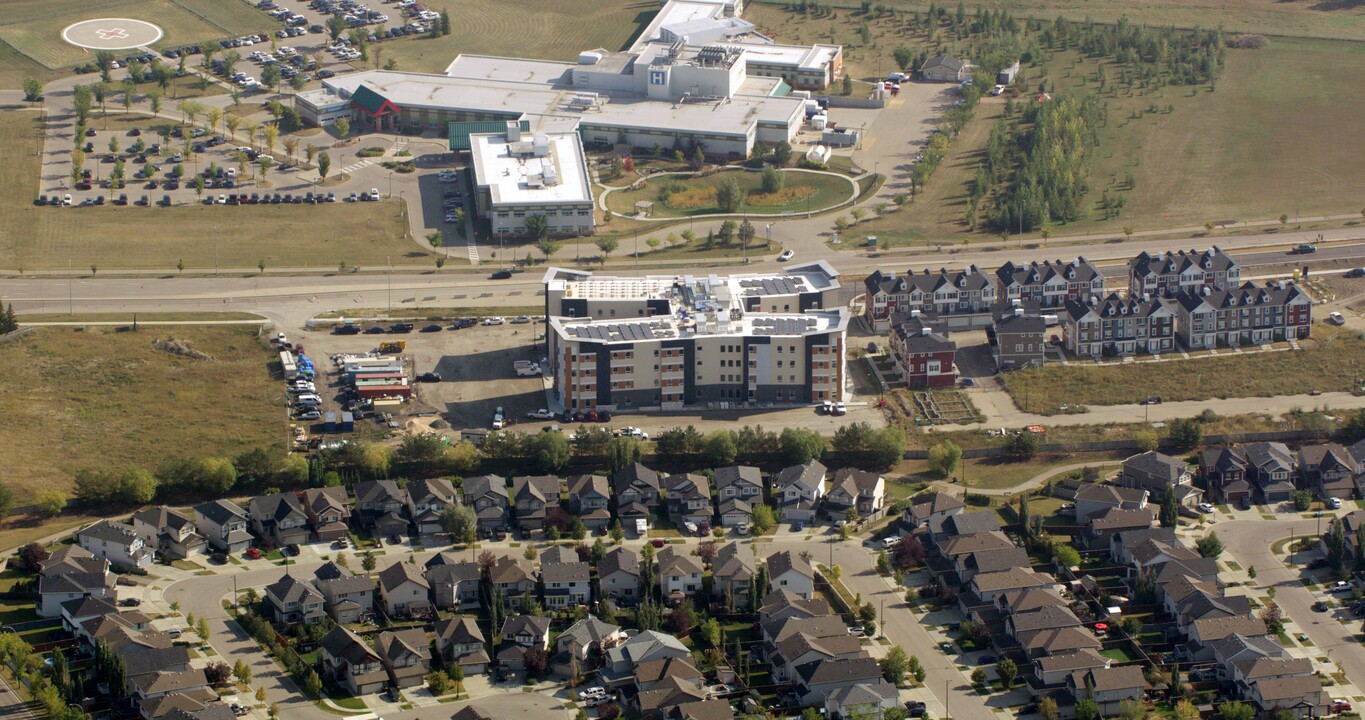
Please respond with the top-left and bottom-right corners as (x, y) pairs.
(245, 547), (262, 560)
(651, 539), (666, 548)
(1331, 701), (1352, 714)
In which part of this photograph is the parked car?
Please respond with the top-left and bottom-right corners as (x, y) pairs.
(511, 315), (531, 324)
(1329, 497), (1343, 509)
(777, 249), (795, 261)
(388, 323), (414, 333)
(1197, 503), (1216, 514)
(416, 372), (442, 383)
(527, 409), (555, 419)
(245, 547), (262, 559)
(1345, 268), (1365, 278)
(1328, 311), (1345, 325)
(420, 324), (442, 333)
(977, 655), (998, 665)
(482, 317), (505, 326)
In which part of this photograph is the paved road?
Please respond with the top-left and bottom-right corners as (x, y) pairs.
(1214, 517), (1365, 691)
(0, 671), (38, 720)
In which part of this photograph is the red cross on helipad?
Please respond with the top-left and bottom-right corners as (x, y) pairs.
(96, 28), (129, 40)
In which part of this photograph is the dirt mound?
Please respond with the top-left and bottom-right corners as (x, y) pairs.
(152, 337), (214, 361)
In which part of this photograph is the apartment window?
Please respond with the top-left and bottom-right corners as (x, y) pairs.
(513, 211), (525, 218)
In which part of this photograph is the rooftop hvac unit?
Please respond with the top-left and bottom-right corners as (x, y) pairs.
(578, 51), (602, 65)
(542, 165), (559, 186)
(920, 327), (931, 336)
(1013, 308), (1024, 317)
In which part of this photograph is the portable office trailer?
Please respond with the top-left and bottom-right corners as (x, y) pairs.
(279, 350), (298, 380)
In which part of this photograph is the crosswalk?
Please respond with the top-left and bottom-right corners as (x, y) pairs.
(338, 158), (372, 175)
(465, 228), (479, 263)
(389, 138), (408, 155)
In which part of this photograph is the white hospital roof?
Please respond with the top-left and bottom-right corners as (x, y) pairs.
(469, 131), (593, 207)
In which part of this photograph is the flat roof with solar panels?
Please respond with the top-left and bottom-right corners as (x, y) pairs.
(542, 260), (840, 314)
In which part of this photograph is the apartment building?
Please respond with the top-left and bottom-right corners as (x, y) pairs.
(1062, 294), (1174, 358)
(1128, 247), (1241, 297)
(1171, 281), (1312, 350)
(543, 264), (848, 410)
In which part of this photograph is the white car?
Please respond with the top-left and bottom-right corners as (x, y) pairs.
(482, 317), (505, 326)
(990, 84), (1006, 96)
(1329, 497), (1343, 510)
(578, 687), (607, 701)
(1197, 503), (1216, 514)
(369, 188), (380, 200)
(618, 427), (649, 440)
(527, 409), (555, 420)
(833, 401), (847, 416)
(777, 249), (795, 261)
(1328, 311), (1345, 325)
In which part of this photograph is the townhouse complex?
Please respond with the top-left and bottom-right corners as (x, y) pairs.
(863, 247), (1313, 379)
(542, 263), (849, 410)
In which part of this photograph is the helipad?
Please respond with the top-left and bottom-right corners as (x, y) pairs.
(62, 18), (163, 51)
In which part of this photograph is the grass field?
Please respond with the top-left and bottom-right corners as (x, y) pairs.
(0, 109), (424, 271)
(849, 37), (1365, 244)
(17, 311), (264, 321)
(762, 0), (1365, 43)
(373, 0), (654, 74)
(605, 170), (854, 217)
(0, 0), (272, 72)
(1000, 326), (1365, 413)
(0, 325), (282, 504)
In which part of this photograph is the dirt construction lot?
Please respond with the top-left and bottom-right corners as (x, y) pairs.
(299, 320), (885, 436)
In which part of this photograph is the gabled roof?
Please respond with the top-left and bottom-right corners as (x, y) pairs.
(758, 589), (830, 618)
(131, 506), (197, 535)
(349, 83), (396, 114)
(408, 477), (457, 506)
(658, 546), (703, 576)
(713, 542), (756, 579)
(354, 479), (407, 507)
(557, 616), (621, 647)
(426, 562), (480, 586)
(826, 679), (898, 707)
(375, 628), (428, 664)
(193, 499), (247, 526)
(930, 510), (1000, 538)
(1233, 657), (1312, 681)
(892, 316), (955, 354)
(675, 699), (735, 720)
(794, 657), (881, 686)
(942, 530), (1016, 558)
(908, 491), (964, 521)
(540, 546), (579, 565)
(266, 574), (323, 605)
(1087, 507), (1158, 533)
(451, 705), (497, 720)
(1123, 451), (1189, 484)
(717, 498), (752, 515)
(665, 473), (711, 502)
(773, 460), (827, 492)
(379, 560), (429, 592)
(489, 555), (533, 585)
(714, 466), (762, 491)
(435, 616), (485, 646)
(599, 546), (640, 578)
(1300, 443), (1359, 474)
(1065, 293), (1171, 323)
(78, 519), (142, 547)
(541, 561), (590, 584)
(997, 258), (1102, 289)
(249, 492), (306, 527)
(1035, 648), (1108, 674)
(765, 549), (813, 582)
(636, 655), (704, 687)
(613, 462), (660, 496)
(1130, 247), (1239, 280)
(1251, 675), (1327, 702)
(315, 560), (354, 581)
(1070, 665), (1148, 693)
(512, 475), (561, 504)
(972, 568), (1053, 594)
(1075, 483), (1148, 508)
(1011, 604), (1081, 633)
(463, 475), (509, 501)
(1192, 615), (1266, 642)
(301, 486), (349, 515)
(568, 474), (610, 501)
(123, 646), (191, 679)
(321, 625), (380, 666)
(501, 614), (551, 638)
(130, 667), (207, 695)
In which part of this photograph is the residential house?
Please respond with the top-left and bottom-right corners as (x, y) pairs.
(1231, 657), (1313, 698)
(1035, 649), (1111, 686)
(489, 556), (536, 605)
(995, 258), (1105, 308)
(130, 507), (205, 561)
(902, 492), (964, 529)
(193, 500), (251, 554)
(770, 617), (864, 683)
(1081, 507), (1158, 549)
(1128, 247), (1242, 297)
(919, 54), (972, 82)
(511, 475), (562, 532)
(766, 549), (815, 599)
(451, 706), (497, 720)
(314, 562), (375, 624)
(633, 656), (707, 719)
(605, 630), (689, 674)
(248, 492), (311, 549)
(38, 546), (114, 618)
(407, 477), (458, 537)
(300, 487), (350, 543)
(541, 560), (591, 608)
(76, 519), (154, 570)
(1199, 447), (1255, 505)
(665, 473), (713, 527)
(374, 629), (429, 689)
(354, 480), (410, 539)
(58, 596), (121, 639)
(1188, 616), (1268, 658)
(614, 463), (662, 509)
(714, 466), (763, 503)
(1299, 444), (1359, 499)
(1073, 483), (1150, 521)
(825, 468), (886, 519)
(794, 657), (883, 704)
(598, 546), (642, 605)
(1062, 294), (1175, 358)
(425, 557), (481, 610)
(966, 568), (1055, 605)
(758, 589), (831, 622)
(619, 500), (652, 533)
(554, 616), (625, 674)
(1322, 511), (1365, 569)
(990, 309), (1047, 370)
(1120, 451), (1200, 507)
(717, 498), (753, 528)
(567, 474), (613, 531)
(862, 266), (995, 332)
(657, 546), (703, 600)
(461, 475), (510, 534)
(1066, 666), (1148, 716)
(1172, 282), (1312, 350)
(378, 560), (432, 618)
(496, 615), (551, 671)
(889, 316), (957, 389)
(825, 681), (901, 720)
(712, 542), (756, 606)
(772, 460), (827, 522)
(1245, 676), (1329, 720)
(923, 511), (1002, 556)
(264, 574), (326, 625)
(675, 700), (735, 720)
(434, 616), (489, 674)
(129, 667), (211, 720)
(945, 532), (1030, 585)
(320, 625), (387, 695)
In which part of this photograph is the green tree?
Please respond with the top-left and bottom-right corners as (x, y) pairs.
(326, 15), (348, 41)
(880, 646), (909, 684)
(926, 440), (962, 478)
(751, 504), (776, 534)
(334, 117), (350, 139)
(773, 141), (792, 167)
(1039, 697), (1059, 720)
(1196, 531), (1224, 559)
(1076, 699), (1100, 720)
(1160, 491), (1179, 528)
(1292, 489), (1312, 512)
(1005, 431), (1040, 459)
(893, 46), (913, 71)
(233, 658), (252, 685)
(760, 166), (784, 194)
(260, 63), (281, 90)
(594, 237), (618, 267)
(1053, 545), (1080, 568)
(1168, 417), (1203, 448)
(0, 485), (13, 519)
(779, 427), (824, 464)
(526, 430), (572, 473)
(22, 77), (43, 103)
(526, 214), (549, 241)
(1219, 701), (1256, 720)
(969, 667), (987, 690)
(908, 655), (926, 684)
(996, 657), (1017, 689)
(317, 152), (331, 182)
(866, 426), (908, 468)
(362, 551), (377, 573)
(426, 669), (450, 696)
(716, 175), (744, 213)
(701, 430), (738, 466)
(535, 235), (561, 263)
(440, 502), (478, 546)
(196, 617), (210, 641)
(1134, 429), (1159, 452)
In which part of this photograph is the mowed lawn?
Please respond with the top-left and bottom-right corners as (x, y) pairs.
(0, 0), (273, 70)
(0, 325), (282, 504)
(859, 38), (1365, 243)
(1000, 326), (1365, 414)
(376, 0), (655, 74)
(605, 170), (855, 217)
(0, 109), (421, 270)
